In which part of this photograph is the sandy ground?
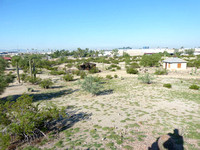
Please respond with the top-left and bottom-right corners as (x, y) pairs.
(1, 66), (200, 150)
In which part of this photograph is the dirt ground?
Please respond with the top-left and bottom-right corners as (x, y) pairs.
(1, 66), (200, 150)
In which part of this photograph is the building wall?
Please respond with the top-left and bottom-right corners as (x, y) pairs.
(163, 62), (187, 70)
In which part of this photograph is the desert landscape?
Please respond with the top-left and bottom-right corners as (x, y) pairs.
(1, 57), (200, 150)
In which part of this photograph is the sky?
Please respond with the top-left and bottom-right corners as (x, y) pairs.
(0, 0), (200, 50)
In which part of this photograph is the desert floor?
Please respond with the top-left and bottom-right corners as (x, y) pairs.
(1, 66), (200, 150)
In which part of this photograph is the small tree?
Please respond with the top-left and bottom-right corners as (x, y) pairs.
(140, 54), (161, 67)
(138, 73), (154, 84)
(80, 76), (103, 95)
(111, 49), (119, 57)
(185, 49), (195, 56)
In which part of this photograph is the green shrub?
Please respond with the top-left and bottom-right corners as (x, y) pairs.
(26, 76), (42, 84)
(79, 76), (103, 95)
(20, 73), (27, 81)
(138, 73), (154, 84)
(80, 71), (87, 79)
(114, 74), (118, 78)
(89, 67), (99, 74)
(111, 69), (116, 71)
(5, 73), (16, 83)
(126, 67), (138, 74)
(40, 79), (53, 89)
(0, 95), (66, 149)
(163, 83), (172, 88)
(189, 84), (199, 90)
(116, 66), (121, 70)
(50, 70), (66, 75)
(66, 63), (73, 68)
(154, 69), (168, 75)
(130, 62), (140, 68)
(106, 75), (113, 79)
(63, 74), (74, 81)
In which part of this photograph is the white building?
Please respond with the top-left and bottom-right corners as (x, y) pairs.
(163, 57), (187, 70)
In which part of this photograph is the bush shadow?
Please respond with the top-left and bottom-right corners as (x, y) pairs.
(0, 89), (79, 103)
(148, 129), (184, 150)
(97, 89), (113, 95)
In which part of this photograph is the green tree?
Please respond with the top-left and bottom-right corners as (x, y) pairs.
(111, 49), (119, 57)
(140, 54), (161, 67)
(185, 49), (195, 56)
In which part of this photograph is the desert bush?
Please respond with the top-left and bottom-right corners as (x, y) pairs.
(40, 79), (53, 89)
(130, 62), (140, 68)
(126, 67), (138, 74)
(5, 72), (16, 83)
(114, 74), (118, 78)
(66, 63), (73, 68)
(50, 70), (66, 75)
(63, 74), (74, 81)
(89, 67), (99, 74)
(20, 73), (27, 81)
(163, 83), (172, 88)
(0, 94), (66, 150)
(154, 69), (168, 75)
(79, 76), (103, 95)
(26, 76), (42, 84)
(111, 69), (116, 71)
(111, 59), (119, 64)
(189, 84), (199, 90)
(80, 71), (87, 79)
(106, 75), (113, 79)
(116, 66), (121, 70)
(138, 73), (154, 84)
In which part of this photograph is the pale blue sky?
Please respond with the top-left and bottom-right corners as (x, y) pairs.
(0, 0), (200, 50)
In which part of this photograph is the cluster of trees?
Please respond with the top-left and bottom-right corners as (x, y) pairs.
(50, 48), (105, 58)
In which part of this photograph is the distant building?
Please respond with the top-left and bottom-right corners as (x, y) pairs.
(163, 57), (187, 70)
(3, 57), (12, 61)
(143, 46), (149, 49)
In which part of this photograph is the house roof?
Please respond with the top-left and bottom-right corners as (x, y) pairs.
(163, 57), (187, 63)
(3, 57), (12, 60)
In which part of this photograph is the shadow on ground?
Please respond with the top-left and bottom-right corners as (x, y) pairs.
(149, 129), (184, 150)
(49, 107), (92, 133)
(97, 89), (113, 95)
(0, 89), (79, 103)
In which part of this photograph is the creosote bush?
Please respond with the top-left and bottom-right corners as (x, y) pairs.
(154, 69), (168, 75)
(40, 79), (53, 89)
(126, 67), (138, 74)
(114, 74), (118, 78)
(138, 73), (154, 84)
(25, 76), (42, 85)
(89, 67), (100, 74)
(0, 95), (66, 150)
(79, 76), (103, 95)
(189, 84), (199, 90)
(163, 83), (172, 88)
(63, 74), (74, 81)
(106, 75), (113, 79)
